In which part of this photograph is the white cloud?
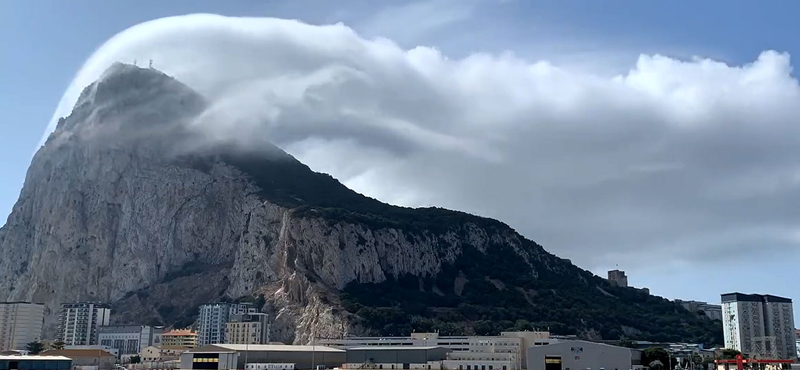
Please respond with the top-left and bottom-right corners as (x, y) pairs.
(41, 14), (800, 270)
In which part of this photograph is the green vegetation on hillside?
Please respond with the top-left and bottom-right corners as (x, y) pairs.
(340, 242), (723, 345)
(182, 148), (722, 346)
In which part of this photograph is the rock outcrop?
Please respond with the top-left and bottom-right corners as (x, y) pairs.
(0, 64), (722, 345)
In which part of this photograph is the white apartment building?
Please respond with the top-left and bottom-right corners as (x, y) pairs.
(320, 331), (555, 369)
(0, 302), (44, 351)
(225, 313), (270, 344)
(197, 302), (256, 345)
(98, 325), (164, 356)
(58, 302), (112, 346)
(721, 293), (796, 359)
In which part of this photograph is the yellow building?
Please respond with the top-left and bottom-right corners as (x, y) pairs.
(162, 329), (197, 348)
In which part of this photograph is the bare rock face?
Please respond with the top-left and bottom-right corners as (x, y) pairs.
(0, 63), (722, 345)
(0, 64), (529, 342)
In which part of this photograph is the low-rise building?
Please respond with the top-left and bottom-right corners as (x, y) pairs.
(141, 345), (191, 363)
(65, 344), (120, 358)
(42, 348), (116, 370)
(526, 340), (644, 370)
(0, 355), (72, 370)
(98, 325), (164, 357)
(343, 346), (451, 369)
(320, 331), (554, 369)
(0, 302), (45, 351)
(162, 329), (198, 348)
(180, 344), (346, 370)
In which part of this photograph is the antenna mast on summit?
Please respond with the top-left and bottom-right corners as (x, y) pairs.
(133, 59), (137, 66)
(149, 59), (153, 69)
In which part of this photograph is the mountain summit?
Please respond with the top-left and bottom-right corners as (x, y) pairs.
(0, 64), (721, 344)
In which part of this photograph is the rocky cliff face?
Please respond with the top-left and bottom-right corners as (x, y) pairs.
(0, 63), (722, 345)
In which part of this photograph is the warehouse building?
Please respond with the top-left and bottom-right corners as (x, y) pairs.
(180, 344), (345, 370)
(526, 341), (643, 370)
(343, 346), (452, 369)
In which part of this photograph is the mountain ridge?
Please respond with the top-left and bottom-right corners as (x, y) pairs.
(0, 63), (721, 345)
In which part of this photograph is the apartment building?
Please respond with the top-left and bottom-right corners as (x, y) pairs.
(721, 293), (796, 359)
(197, 302), (257, 345)
(162, 329), (197, 348)
(225, 313), (270, 344)
(0, 302), (44, 351)
(58, 302), (112, 346)
(98, 325), (163, 357)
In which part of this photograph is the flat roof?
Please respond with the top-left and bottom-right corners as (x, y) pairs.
(721, 293), (792, 304)
(346, 346), (445, 351)
(0, 356), (72, 360)
(191, 344), (344, 353)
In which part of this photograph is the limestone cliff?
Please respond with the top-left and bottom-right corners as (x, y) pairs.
(0, 63), (723, 345)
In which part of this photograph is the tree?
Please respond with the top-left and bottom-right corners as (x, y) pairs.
(720, 349), (742, 360)
(643, 347), (675, 370)
(25, 341), (44, 355)
(617, 336), (636, 348)
(50, 340), (65, 350)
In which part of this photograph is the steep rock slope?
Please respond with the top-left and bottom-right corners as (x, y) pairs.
(0, 64), (721, 345)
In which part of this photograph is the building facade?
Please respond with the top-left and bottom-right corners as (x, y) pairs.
(0, 302), (44, 351)
(98, 325), (164, 356)
(526, 341), (643, 370)
(607, 270), (628, 287)
(676, 300), (723, 321)
(225, 313), (271, 345)
(721, 293), (796, 359)
(163, 329), (198, 348)
(344, 346), (451, 369)
(320, 332), (554, 369)
(58, 302), (112, 346)
(197, 303), (257, 346)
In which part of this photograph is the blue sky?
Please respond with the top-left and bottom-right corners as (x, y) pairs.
(2, 0), (800, 320)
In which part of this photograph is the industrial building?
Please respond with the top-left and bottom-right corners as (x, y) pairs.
(721, 293), (796, 359)
(0, 302), (44, 351)
(180, 344), (346, 370)
(58, 302), (112, 346)
(343, 346), (451, 369)
(0, 355), (72, 370)
(320, 331), (554, 369)
(526, 341), (643, 370)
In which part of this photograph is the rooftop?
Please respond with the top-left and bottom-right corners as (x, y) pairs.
(189, 344), (345, 353)
(41, 349), (115, 358)
(347, 346), (447, 351)
(0, 356), (72, 361)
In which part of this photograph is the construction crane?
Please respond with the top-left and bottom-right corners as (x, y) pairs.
(714, 354), (793, 370)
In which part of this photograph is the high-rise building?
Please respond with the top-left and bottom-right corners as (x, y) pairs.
(162, 329), (197, 348)
(0, 302), (45, 351)
(721, 293), (796, 359)
(98, 325), (163, 356)
(607, 270), (628, 287)
(225, 313), (270, 344)
(58, 302), (112, 346)
(197, 303), (256, 345)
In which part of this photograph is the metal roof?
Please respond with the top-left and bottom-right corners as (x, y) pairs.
(0, 356), (72, 360)
(190, 344), (344, 353)
(346, 346), (445, 351)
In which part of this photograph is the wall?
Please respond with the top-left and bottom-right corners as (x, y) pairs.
(526, 342), (635, 370)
